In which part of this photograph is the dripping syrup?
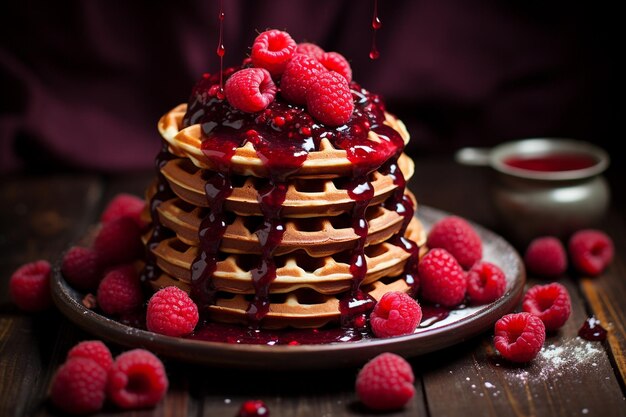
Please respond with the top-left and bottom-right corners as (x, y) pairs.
(216, 0), (225, 99)
(184, 302), (459, 345)
(140, 141), (176, 284)
(370, 0), (381, 59)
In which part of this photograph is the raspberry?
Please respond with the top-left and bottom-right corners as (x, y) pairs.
(9, 260), (52, 312)
(61, 246), (103, 292)
(97, 265), (143, 315)
(237, 400), (270, 417)
(568, 229), (614, 276)
(418, 248), (467, 307)
(319, 51), (352, 82)
(370, 292), (422, 338)
(146, 286), (199, 337)
(295, 42), (325, 60)
(93, 217), (143, 266)
(280, 53), (325, 105)
(426, 216), (482, 269)
(107, 349), (168, 409)
(225, 68), (277, 113)
(101, 193), (147, 229)
(466, 261), (506, 304)
(250, 29), (296, 76)
(524, 236), (567, 277)
(50, 358), (107, 415)
(494, 312), (545, 362)
(67, 340), (114, 372)
(355, 353), (415, 411)
(306, 71), (354, 126)
(522, 283), (571, 331)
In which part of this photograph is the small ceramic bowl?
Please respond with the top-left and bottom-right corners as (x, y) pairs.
(455, 138), (610, 245)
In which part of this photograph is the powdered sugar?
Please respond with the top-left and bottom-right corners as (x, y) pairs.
(467, 336), (604, 399)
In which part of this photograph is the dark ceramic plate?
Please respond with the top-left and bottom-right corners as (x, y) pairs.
(51, 206), (525, 370)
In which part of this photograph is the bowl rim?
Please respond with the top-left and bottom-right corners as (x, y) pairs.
(490, 138), (609, 181)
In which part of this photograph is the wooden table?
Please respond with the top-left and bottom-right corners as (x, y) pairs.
(1, 156), (625, 417)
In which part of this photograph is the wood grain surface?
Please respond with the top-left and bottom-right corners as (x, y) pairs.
(1, 157), (625, 417)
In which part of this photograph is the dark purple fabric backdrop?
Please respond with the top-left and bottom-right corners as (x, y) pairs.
(0, 1), (618, 173)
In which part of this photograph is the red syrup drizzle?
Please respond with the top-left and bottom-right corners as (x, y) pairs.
(216, 0), (225, 99)
(140, 141), (177, 285)
(578, 316), (608, 341)
(369, 0), (381, 59)
(185, 302), (458, 345)
(182, 71), (405, 328)
(381, 158), (420, 296)
(503, 153), (597, 172)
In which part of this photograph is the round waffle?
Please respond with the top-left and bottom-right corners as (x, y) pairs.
(148, 184), (418, 257)
(159, 104), (411, 178)
(146, 215), (425, 296)
(160, 152), (414, 217)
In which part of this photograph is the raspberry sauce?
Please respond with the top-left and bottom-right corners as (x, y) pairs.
(185, 302), (456, 345)
(216, 0), (225, 98)
(503, 153), (597, 172)
(381, 157), (420, 296)
(140, 141), (176, 284)
(370, 0), (381, 60)
(178, 68), (409, 328)
(578, 316), (608, 341)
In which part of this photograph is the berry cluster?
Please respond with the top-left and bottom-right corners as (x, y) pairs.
(223, 29), (355, 126)
(524, 229), (614, 278)
(50, 340), (168, 414)
(61, 194), (146, 316)
(420, 216), (506, 307)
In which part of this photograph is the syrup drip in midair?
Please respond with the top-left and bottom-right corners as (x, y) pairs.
(369, 0), (381, 60)
(216, 0), (225, 99)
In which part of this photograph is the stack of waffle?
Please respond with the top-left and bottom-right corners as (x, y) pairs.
(143, 96), (425, 329)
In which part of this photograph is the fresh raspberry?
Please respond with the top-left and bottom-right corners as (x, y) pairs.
(67, 340), (114, 372)
(107, 349), (168, 409)
(427, 216), (482, 269)
(101, 193), (147, 229)
(524, 236), (567, 277)
(418, 248), (466, 307)
(238, 400), (270, 417)
(93, 217), (143, 266)
(493, 312), (545, 362)
(280, 53), (325, 105)
(319, 52), (352, 82)
(146, 286), (199, 337)
(522, 283), (571, 331)
(97, 265), (143, 316)
(568, 229), (614, 276)
(9, 260), (52, 312)
(370, 292), (422, 338)
(466, 261), (506, 304)
(50, 358), (108, 415)
(306, 71), (354, 126)
(61, 246), (103, 292)
(355, 353), (415, 411)
(250, 29), (296, 76)
(225, 68), (277, 113)
(295, 42), (325, 60)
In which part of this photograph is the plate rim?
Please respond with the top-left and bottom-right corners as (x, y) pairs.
(51, 205), (525, 370)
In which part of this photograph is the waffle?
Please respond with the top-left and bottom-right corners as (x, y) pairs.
(148, 184), (418, 257)
(160, 153), (414, 217)
(146, 215), (425, 295)
(159, 104), (411, 178)
(147, 222), (427, 329)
